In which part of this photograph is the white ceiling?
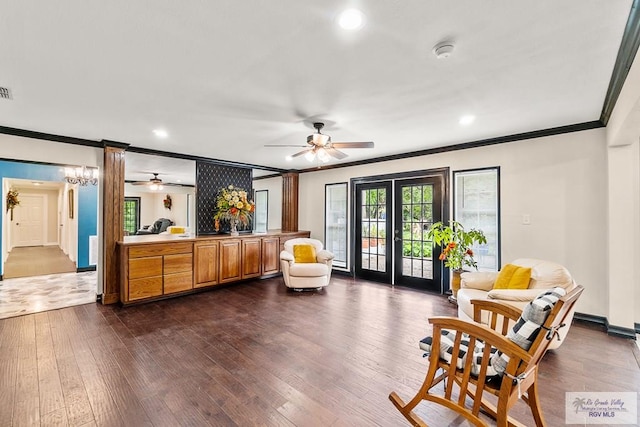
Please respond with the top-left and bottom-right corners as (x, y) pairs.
(0, 1), (633, 176)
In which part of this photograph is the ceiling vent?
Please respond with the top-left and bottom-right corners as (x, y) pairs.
(0, 87), (13, 100)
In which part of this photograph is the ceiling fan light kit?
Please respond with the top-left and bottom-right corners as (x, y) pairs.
(132, 173), (166, 190)
(266, 121), (374, 163)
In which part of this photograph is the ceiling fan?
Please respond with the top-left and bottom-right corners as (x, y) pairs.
(265, 122), (374, 163)
(130, 173), (173, 190)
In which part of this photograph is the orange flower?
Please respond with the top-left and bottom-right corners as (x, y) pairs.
(230, 207), (238, 215)
(466, 249), (474, 256)
(447, 242), (457, 249)
(439, 253), (446, 261)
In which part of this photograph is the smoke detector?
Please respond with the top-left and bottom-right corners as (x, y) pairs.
(433, 43), (454, 59)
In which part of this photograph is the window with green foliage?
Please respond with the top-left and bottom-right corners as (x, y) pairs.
(400, 182), (434, 279)
(123, 197), (140, 235)
(454, 168), (500, 271)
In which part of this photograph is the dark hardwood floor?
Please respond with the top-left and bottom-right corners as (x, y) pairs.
(1, 276), (638, 426)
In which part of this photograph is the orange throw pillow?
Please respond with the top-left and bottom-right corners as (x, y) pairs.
(293, 244), (316, 263)
(493, 264), (532, 290)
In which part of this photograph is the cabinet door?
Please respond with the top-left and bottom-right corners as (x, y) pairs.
(261, 237), (279, 276)
(219, 239), (242, 283)
(194, 242), (219, 287)
(242, 238), (262, 279)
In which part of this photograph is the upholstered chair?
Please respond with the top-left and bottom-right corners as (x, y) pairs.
(280, 238), (335, 290)
(457, 258), (578, 349)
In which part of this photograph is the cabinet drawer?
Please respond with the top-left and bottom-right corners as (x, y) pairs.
(164, 253), (193, 275)
(130, 242), (192, 258)
(164, 271), (193, 294)
(129, 276), (163, 301)
(129, 257), (162, 280)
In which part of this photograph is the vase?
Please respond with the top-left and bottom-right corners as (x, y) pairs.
(229, 217), (239, 236)
(449, 269), (463, 304)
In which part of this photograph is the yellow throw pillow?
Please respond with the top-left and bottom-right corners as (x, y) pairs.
(493, 264), (532, 290)
(293, 244), (316, 263)
(170, 227), (186, 234)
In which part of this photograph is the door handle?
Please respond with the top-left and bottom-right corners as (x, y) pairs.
(394, 237), (401, 242)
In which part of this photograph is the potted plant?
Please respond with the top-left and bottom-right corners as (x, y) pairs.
(427, 220), (487, 300)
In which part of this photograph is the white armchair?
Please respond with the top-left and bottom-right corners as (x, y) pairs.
(280, 238), (335, 290)
(457, 258), (578, 348)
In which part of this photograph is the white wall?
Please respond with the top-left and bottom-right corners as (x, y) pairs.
(297, 128), (608, 319)
(253, 176), (283, 230)
(606, 46), (640, 331)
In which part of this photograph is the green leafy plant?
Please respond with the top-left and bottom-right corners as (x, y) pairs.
(427, 220), (487, 271)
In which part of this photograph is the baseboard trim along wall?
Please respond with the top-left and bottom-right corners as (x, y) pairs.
(77, 266), (97, 273)
(574, 312), (638, 340)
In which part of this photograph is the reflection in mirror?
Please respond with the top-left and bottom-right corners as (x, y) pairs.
(254, 190), (268, 233)
(124, 152), (195, 235)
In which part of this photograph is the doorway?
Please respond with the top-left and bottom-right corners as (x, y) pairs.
(393, 177), (442, 292)
(353, 169), (448, 292)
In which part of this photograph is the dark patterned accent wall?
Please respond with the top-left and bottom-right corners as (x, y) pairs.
(196, 161), (253, 235)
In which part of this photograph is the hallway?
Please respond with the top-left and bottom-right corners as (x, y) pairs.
(3, 245), (76, 279)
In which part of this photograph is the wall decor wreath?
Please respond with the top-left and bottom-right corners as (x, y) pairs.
(163, 194), (172, 210)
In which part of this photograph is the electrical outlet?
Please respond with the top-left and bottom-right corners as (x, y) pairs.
(522, 214), (531, 225)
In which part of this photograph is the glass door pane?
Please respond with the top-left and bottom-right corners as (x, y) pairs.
(394, 177), (442, 292)
(355, 182), (392, 283)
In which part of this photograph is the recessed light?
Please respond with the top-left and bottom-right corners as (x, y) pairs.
(338, 8), (365, 30)
(285, 155), (293, 162)
(32, 182), (42, 186)
(459, 115), (475, 126)
(153, 129), (168, 139)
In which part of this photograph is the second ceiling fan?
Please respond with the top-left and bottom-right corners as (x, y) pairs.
(266, 122), (374, 163)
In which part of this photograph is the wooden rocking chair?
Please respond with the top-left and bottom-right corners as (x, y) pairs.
(389, 285), (583, 427)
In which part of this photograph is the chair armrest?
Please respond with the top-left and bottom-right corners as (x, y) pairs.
(316, 250), (335, 263)
(487, 288), (543, 302)
(280, 251), (294, 262)
(460, 272), (498, 291)
(471, 299), (522, 324)
(428, 316), (532, 364)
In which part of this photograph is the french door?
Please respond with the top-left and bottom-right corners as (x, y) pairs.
(355, 182), (392, 283)
(393, 177), (442, 292)
(354, 175), (444, 292)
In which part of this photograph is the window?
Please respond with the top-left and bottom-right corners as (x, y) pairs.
(123, 197), (141, 235)
(254, 190), (268, 232)
(325, 183), (348, 268)
(453, 168), (500, 271)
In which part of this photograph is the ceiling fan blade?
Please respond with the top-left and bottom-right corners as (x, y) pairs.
(331, 141), (374, 149)
(325, 147), (348, 160)
(291, 148), (312, 158)
(264, 144), (309, 147)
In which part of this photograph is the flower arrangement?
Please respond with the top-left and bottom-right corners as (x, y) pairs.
(163, 194), (172, 210)
(213, 185), (255, 227)
(6, 189), (19, 212)
(427, 220), (487, 271)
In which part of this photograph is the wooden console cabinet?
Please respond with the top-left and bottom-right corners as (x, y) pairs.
(118, 230), (309, 305)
